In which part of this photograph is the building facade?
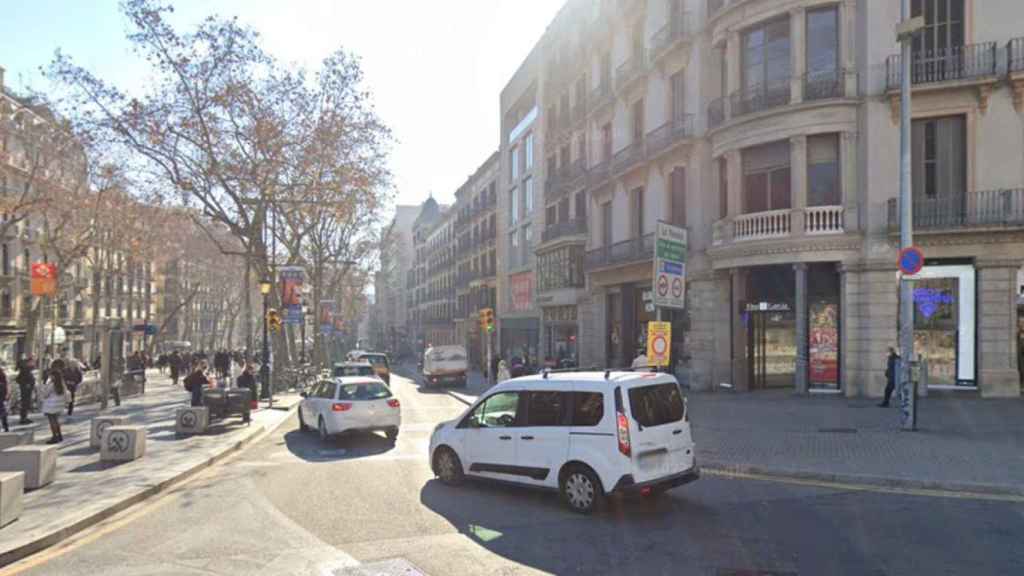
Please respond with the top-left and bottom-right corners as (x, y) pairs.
(376, 205), (419, 355)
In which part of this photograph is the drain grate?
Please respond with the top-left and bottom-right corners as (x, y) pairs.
(818, 427), (858, 434)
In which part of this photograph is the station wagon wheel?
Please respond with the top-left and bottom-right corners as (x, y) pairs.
(318, 417), (329, 443)
(560, 466), (605, 515)
(433, 447), (464, 486)
(298, 408), (308, 432)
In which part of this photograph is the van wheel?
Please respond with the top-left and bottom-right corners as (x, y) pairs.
(560, 465), (605, 515)
(433, 447), (464, 486)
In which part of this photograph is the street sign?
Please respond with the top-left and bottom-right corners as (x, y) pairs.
(646, 321), (671, 367)
(652, 222), (687, 309)
(898, 246), (924, 276)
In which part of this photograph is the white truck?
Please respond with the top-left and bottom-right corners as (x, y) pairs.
(422, 345), (468, 388)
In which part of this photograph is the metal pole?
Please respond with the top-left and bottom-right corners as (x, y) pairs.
(261, 291), (270, 400)
(898, 0), (917, 431)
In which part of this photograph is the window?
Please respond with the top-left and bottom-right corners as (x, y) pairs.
(574, 191), (586, 222)
(337, 382), (391, 400)
(742, 141), (791, 213)
(806, 6), (839, 97)
(510, 230), (519, 266)
(576, 134), (586, 163)
(670, 166), (687, 226)
(558, 197), (570, 223)
(742, 18), (791, 97)
(522, 224), (532, 263)
(912, 115), (965, 201)
(315, 381), (336, 399)
(1, 244), (7, 276)
(547, 155), (557, 179)
(524, 177), (534, 213)
(911, 0), (964, 62)
(632, 99), (644, 144)
(570, 392), (604, 426)
(808, 134), (840, 206)
(670, 70), (686, 121)
(600, 51), (611, 88)
(546, 204), (557, 226)
(718, 157), (729, 219)
(631, 19), (644, 61)
(601, 202), (612, 247)
(468, 391), (520, 428)
(627, 383), (685, 427)
(525, 133), (534, 169)
(510, 186), (519, 225)
(525, 391), (565, 426)
(538, 245), (584, 291)
(510, 145), (519, 182)
(601, 123), (613, 162)
(560, 144), (570, 168)
(632, 187), (645, 236)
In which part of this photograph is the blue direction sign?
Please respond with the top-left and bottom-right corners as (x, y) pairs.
(898, 246), (924, 276)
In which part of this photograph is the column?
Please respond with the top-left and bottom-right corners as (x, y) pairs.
(726, 149), (742, 219)
(976, 260), (1021, 397)
(794, 263), (808, 394)
(726, 31), (741, 118)
(838, 263), (853, 396)
(790, 135), (807, 235)
(841, 0), (858, 96)
(790, 7), (806, 104)
(730, 268), (749, 391)
(840, 131), (858, 231)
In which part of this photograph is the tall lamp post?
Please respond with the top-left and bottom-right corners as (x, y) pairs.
(259, 275), (272, 401)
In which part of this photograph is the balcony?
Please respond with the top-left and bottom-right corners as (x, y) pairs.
(649, 13), (692, 66)
(730, 78), (791, 117)
(1010, 38), (1024, 75)
(541, 218), (587, 244)
(803, 69), (848, 101)
(611, 140), (644, 176)
(707, 97), (725, 130)
(645, 114), (694, 160)
(886, 42), (998, 90)
(712, 205), (846, 246)
(587, 158), (612, 190)
(584, 233), (655, 271)
(615, 50), (647, 95)
(571, 100), (586, 127)
(589, 81), (614, 117)
(885, 190), (1024, 233)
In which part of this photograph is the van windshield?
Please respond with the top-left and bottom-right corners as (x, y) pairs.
(628, 383), (685, 427)
(430, 349), (466, 362)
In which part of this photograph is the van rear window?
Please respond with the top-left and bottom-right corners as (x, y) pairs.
(627, 383), (684, 427)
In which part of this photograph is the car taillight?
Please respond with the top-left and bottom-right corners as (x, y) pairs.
(616, 411), (631, 457)
(331, 402), (352, 412)
(387, 398), (400, 408)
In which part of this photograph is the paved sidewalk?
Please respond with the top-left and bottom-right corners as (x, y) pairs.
(0, 373), (299, 566)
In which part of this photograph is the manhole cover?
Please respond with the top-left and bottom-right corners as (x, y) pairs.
(331, 558), (428, 576)
(818, 427), (858, 434)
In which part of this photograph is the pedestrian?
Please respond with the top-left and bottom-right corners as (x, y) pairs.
(63, 355), (84, 416)
(879, 346), (900, 407)
(631, 348), (649, 369)
(0, 363), (9, 432)
(169, 351), (182, 386)
(15, 354), (36, 425)
(236, 362), (258, 407)
(184, 360), (211, 408)
(496, 359), (511, 383)
(40, 360), (68, 444)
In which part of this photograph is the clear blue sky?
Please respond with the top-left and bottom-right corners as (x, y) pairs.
(0, 0), (562, 212)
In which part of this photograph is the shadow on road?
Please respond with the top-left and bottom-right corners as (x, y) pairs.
(281, 428), (395, 463)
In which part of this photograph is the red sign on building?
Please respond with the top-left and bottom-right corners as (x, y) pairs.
(509, 272), (533, 313)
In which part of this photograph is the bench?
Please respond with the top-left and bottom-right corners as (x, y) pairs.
(0, 445), (57, 490)
(91, 416), (130, 449)
(0, 472), (24, 528)
(175, 407), (209, 435)
(0, 429), (35, 450)
(100, 425), (146, 462)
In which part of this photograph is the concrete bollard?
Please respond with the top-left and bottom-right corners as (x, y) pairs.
(100, 426), (146, 462)
(0, 430), (35, 451)
(175, 407), (209, 435)
(91, 416), (130, 449)
(0, 445), (57, 490)
(0, 472), (24, 528)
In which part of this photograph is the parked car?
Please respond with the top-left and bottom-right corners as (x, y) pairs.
(298, 377), (401, 443)
(428, 370), (698, 514)
(422, 344), (468, 388)
(332, 361), (378, 379)
(350, 352), (391, 385)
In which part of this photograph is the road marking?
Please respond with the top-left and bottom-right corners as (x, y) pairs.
(703, 467), (1024, 503)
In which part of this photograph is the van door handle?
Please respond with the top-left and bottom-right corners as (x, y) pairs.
(521, 435), (534, 440)
(499, 435), (512, 440)
(672, 429), (682, 435)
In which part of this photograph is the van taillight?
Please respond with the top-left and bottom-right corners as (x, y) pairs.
(616, 412), (631, 457)
(331, 402), (352, 412)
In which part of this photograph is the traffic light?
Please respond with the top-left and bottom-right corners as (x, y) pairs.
(267, 308), (283, 333)
(480, 308), (495, 334)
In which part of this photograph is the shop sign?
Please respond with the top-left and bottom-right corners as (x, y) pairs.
(651, 221), (687, 310)
(744, 302), (791, 312)
(646, 321), (671, 367)
(510, 272), (533, 313)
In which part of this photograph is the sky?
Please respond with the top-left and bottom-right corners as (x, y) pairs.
(0, 0), (562, 215)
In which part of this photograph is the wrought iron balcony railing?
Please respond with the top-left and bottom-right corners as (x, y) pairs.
(886, 189), (1024, 231)
(886, 42), (998, 89)
(584, 233), (655, 271)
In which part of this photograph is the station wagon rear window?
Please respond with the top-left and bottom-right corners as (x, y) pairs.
(628, 383), (684, 427)
(336, 382), (392, 400)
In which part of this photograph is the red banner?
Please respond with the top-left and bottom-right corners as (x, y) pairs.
(509, 272), (533, 313)
(30, 263), (57, 296)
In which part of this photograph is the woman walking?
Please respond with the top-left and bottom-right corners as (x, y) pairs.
(40, 360), (68, 444)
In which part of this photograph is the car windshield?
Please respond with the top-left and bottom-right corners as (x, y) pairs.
(336, 382), (391, 401)
(361, 355), (388, 368)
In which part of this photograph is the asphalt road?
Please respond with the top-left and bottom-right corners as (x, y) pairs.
(10, 369), (1024, 576)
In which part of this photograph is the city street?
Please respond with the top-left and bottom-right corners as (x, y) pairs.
(5, 368), (1023, 576)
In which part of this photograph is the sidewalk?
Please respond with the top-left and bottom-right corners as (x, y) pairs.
(0, 373), (299, 566)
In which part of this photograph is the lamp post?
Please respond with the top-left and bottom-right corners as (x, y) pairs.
(259, 276), (272, 401)
(300, 303), (308, 364)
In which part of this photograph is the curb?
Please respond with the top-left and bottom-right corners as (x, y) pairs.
(700, 460), (1024, 499)
(0, 404), (300, 568)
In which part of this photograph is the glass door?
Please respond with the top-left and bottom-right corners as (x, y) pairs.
(913, 277), (959, 386)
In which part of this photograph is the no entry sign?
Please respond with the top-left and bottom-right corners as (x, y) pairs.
(898, 246), (924, 276)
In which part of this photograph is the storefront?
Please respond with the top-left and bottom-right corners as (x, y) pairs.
(604, 284), (655, 368)
(542, 305), (577, 367)
(908, 263), (976, 389)
(500, 317), (539, 367)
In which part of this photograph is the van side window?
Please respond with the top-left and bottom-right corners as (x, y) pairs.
(467, 392), (521, 428)
(570, 392), (604, 426)
(524, 391), (566, 426)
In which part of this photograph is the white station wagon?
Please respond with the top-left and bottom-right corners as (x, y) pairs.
(428, 370), (698, 513)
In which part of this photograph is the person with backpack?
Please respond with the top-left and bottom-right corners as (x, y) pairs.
(63, 356), (84, 416)
(184, 360), (211, 407)
(40, 360), (68, 444)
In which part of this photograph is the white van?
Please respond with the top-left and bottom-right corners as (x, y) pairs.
(422, 344), (468, 388)
(428, 370), (698, 514)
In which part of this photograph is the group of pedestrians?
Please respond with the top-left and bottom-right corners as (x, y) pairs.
(179, 356), (259, 408)
(0, 353), (85, 443)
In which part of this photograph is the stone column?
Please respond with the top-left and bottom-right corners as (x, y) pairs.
(794, 263), (809, 394)
(726, 149), (742, 218)
(838, 263), (854, 396)
(790, 135), (808, 235)
(841, 0), (858, 96)
(976, 260), (1022, 397)
(790, 7), (806, 104)
(730, 268), (749, 391)
(840, 131), (858, 231)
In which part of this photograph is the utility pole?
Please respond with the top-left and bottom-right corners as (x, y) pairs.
(897, 0), (922, 431)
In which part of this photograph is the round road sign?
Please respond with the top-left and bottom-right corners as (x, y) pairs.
(657, 274), (669, 297)
(651, 335), (668, 356)
(671, 277), (683, 298)
(898, 246), (924, 275)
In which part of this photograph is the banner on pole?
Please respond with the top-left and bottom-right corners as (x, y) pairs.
(31, 263), (58, 296)
(320, 300), (336, 335)
(279, 266), (305, 325)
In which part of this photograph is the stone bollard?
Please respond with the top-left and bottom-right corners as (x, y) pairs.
(91, 416), (130, 449)
(0, 445), (57, 489)
(100, 426), (146, 462)
(0, 472), (24, 528)
(0, 429), (35, 451)
(175, 407), (209, 435)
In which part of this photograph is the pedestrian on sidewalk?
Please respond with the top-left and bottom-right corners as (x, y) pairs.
(40, 360), (68, 444)
(63, 355), (84, 416)
(236, 362), (258, 407)
(496, 359), (511, 384)
(879, 347), (900, 407)
(184, 360), (211, 407)
(15, 354), (37, 425)
(0, 363), (9, 432)
(169, 351), (182, 387)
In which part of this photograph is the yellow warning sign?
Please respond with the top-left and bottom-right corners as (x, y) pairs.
(646, 321), (672, 367)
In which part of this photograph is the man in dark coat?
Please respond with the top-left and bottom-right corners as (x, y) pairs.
(879, 347), (900, 407)
(15, 354), (37, 425)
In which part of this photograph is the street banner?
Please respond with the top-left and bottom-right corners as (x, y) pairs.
(320, 300), (336, 335)
(279, 266), (305, 325)
(652, 221), (687, 310)
(646, 321), (672, 367)
(31, 262), (58, 296)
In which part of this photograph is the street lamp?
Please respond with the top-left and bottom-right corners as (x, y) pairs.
(259, 276), (272, 401)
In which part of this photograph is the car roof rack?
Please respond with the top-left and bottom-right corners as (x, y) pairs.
(603, 365), (662, 379)
(540, 366), (598, 379)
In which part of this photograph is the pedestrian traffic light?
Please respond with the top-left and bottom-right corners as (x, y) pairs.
(267, 309), (283, 333)
(480, 308), (495, 334)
